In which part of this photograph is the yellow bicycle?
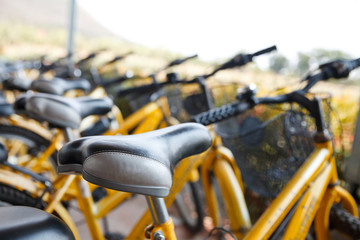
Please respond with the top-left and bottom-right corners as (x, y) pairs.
(53, 57), (360, 240)
(0, 47), (275, 239)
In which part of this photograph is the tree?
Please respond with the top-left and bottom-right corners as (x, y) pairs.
(269, 55), (289, 74)
(294, 49), (352, 77)
(296, 53), (310, 76)
(311, 49), (351, 64)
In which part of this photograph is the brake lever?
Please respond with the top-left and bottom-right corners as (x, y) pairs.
(319, 60), (350, 79)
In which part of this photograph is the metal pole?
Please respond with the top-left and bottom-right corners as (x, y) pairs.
(67, 0), (76, 67)
(145, 196), (169, 225)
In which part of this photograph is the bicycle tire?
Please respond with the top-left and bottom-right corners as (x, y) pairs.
(212, 159), (251, 238)
(174, 181), (205, 232)
(0, 124), (58, 170)
(329, 204), (360, 239)
(0, 182), (74, 232)
(0, 183), (44, 208)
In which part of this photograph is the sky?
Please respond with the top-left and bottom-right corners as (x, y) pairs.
(78, 0), (360, 66)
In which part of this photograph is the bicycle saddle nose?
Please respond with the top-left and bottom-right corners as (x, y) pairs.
(15, 92), (113, 129)
(31, 77), (91, 96)
(58, 123), (212, 197)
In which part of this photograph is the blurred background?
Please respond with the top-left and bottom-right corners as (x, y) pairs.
(1, 0), (359, 165)
(1, 0), (360, 238)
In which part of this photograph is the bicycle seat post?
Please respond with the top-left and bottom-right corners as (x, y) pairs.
(146, 196), (169, 225)
(145, 196), (176, 239)
(62, 127), (78, 143)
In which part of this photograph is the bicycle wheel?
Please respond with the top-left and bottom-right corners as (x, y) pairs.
(0, 124), (57, 175)
(329, 204), (360, 239)
(211, 159), (251, 239)
(0, 183), (44, 208)
(174, 180), (205, 233)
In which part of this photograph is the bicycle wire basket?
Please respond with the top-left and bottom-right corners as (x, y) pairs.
(112, 77), (155, 118)
(162, 80), (244, 122)
(215, 92), (332, 198)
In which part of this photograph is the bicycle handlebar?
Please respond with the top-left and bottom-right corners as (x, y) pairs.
(101, 54), (198, 88)
(116, 46), (276, 97)
(76, 53), (97, 66)
(203, 45), (277, 78)
(165, 54), (198, 68)
(117, 78), (197, 96)
(252, 45), (278, 57)
(99, 51), (133, 69)
(302, 58), (360, 92)
(192, 57), (360, 127)
(191, 101), (250, 126)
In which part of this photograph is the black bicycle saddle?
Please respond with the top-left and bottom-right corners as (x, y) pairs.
(30, 77), (91, 95)
(0, 206), (75, 240)
(14, 92), (113, 129)
(58, 123), (212, 197)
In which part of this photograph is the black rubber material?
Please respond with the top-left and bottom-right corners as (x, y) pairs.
(174, 181), (204, 233)
(329, 204), (360, 239)
(0, 183), (43, 208)
(192, 102), (246, 126)
(0, 124), (58, 169)
(0, 183), (68, 226)
(192, 103), (236, 125)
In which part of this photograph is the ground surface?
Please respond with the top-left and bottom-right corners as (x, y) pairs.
(70, 195), (209, 240)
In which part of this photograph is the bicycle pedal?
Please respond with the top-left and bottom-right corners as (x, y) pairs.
(105, 232), (126, 240)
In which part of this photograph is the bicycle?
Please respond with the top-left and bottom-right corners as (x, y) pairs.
(0, 47), (276, 239)
(0, 54), (197, 177)
(5, 68), (359, 239)
(58, 57), (360, 240)
(0, 139), (75, 239)
(191, 57), (360, 239)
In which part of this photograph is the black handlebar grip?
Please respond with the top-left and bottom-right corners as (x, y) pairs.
(210, 46), (277, 76)
(77, 53), (97, 65)
(184, 54), (198, 61)
(167, 54), (198, 68)
(318, 58), (360, 80)
(251, 45), (277, 57)
(191, 102), (248, 126)
(302, 58), (360, 92)
(108, 51), (133, 64)
(345, 58), (360, 72)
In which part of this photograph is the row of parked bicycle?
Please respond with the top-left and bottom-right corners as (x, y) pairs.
(0, 45), (359, 240)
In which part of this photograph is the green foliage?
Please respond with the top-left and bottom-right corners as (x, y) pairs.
(0, 22), (66, 46)
(311, 48), (351, 64)
(296, 53), (310, 76)
(294, 48), (353, 77)
(269, 54), (289, 74)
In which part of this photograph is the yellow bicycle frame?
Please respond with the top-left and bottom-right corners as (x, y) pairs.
(0, 94), (250, 239)
(243, 141), (357, 240)
(2, 86), (355, 240)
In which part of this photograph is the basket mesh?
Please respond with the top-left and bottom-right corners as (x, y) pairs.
(163, 81), (243, 122)
(215, 102), (325, 198)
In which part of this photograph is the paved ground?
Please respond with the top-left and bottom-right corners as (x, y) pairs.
(69, 194), (352, 240)
(69, 195), (209, 240)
